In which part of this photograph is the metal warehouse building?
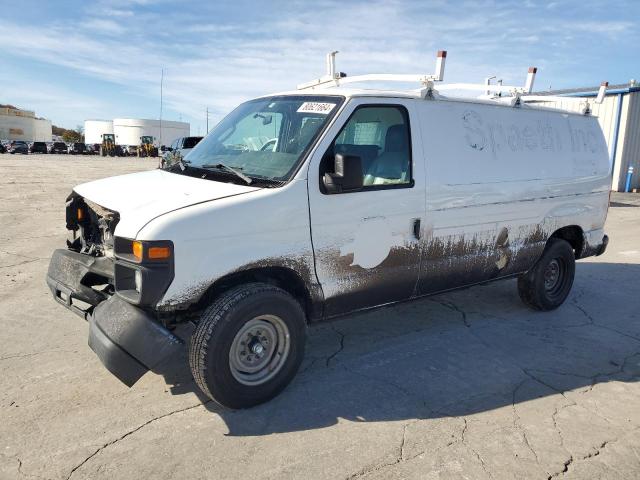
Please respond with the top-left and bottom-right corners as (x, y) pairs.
(0, 106), (52, 142)
(532, 82), (640, 191)
(84, 118), (190, 148)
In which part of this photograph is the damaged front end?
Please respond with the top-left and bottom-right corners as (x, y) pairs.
(48, 193), (118, 318)
(47, 192), (183, 387)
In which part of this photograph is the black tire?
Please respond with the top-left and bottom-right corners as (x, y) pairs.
(189, 283), (306, 409)
(518, 238), (575, 311)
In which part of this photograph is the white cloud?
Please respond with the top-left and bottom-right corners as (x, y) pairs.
(0, 0), (637, 130)
(83, 18), (127, 35)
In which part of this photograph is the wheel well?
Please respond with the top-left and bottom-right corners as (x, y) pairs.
(194, 267), (316, 322)
(550, 226), (584, 257)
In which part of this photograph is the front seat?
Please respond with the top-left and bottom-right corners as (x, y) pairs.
(364, 124), (410, 186)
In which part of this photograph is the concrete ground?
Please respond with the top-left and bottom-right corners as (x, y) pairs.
(1, 154), (639, 480)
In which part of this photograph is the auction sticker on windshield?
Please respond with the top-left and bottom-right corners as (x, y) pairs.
(297, 102), (336, 114)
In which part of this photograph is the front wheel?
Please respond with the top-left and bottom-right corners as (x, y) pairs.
(189, 283), (306, 408)
(518, 238), (575, 311)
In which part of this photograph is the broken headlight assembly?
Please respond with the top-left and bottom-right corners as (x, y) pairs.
(114, 237), (174, 307)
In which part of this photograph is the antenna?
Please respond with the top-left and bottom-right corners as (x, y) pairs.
(524, 67), (537, 93)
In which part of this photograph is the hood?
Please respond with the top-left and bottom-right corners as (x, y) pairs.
(74, 169), (259, 238)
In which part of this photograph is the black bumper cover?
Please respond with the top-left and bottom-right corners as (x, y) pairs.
(47, 249), (183, 386)
(89, 296), (183, 386)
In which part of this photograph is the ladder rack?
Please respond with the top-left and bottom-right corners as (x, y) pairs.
(297, 52), (608, 115)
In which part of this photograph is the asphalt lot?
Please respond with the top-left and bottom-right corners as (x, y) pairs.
(1, 154), (639, 480)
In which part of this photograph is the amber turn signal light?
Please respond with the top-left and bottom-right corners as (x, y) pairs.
(148, 246), (171, 260)
(77, 208), (84, 220)
(132, 241), (143, 261)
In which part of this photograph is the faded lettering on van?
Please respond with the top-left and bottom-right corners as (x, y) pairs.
(567, 119), (603, 154)
(461, 109), (611, 158)
(462, 110), (486, 151)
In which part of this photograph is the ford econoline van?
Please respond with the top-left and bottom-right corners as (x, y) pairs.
(47, 82), (610, 408)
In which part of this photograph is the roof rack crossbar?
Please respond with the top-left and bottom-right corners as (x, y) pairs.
(297, 50), (447, 91)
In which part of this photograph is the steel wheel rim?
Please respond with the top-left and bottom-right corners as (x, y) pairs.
(229, 315), (290, 386)
(544, 258), (565, 297)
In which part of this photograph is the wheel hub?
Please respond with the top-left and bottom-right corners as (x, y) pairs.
(229, 315), (291, 386)
(544, 259), (561, 292)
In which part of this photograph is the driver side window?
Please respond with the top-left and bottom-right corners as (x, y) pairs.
(329, 105), (412, 188)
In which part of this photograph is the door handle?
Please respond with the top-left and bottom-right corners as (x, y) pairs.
(413, 218), (421, 240)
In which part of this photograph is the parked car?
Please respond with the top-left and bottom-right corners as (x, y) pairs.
(113, 145), (127, 157)
(50, 142), (68, 154)
(70, 143), (86, 155)
(125, 145), (139, 157)
(161, 136), (203, 166)
(7, 141), (29, 154)
(85, 143), (101, 155)
(30, 141), (48, 154)
(0, 142), (6, 154)
(46, 73), (611, 409)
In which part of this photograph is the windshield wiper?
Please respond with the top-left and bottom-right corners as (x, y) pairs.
(200, 163), (253, 185)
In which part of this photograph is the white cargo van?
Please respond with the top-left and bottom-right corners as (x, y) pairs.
(47, 55), (610, 408)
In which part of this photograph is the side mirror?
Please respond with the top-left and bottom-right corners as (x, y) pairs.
(323, 154), (363, 194)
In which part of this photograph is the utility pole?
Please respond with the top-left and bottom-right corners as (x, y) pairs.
(159, 68), (164, 148)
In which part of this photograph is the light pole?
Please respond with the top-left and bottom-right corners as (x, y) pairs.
(159, 68), (164, 148)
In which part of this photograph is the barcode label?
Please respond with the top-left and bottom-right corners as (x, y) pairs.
(297, 102), (336, 114)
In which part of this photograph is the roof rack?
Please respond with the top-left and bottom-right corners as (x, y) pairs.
(297, 52), (608, 115)
(517, 82), (609, 114)
(297, 50), (447, 96)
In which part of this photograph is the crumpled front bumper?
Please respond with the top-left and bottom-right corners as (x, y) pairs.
(88, 295), (183, 386)
(47, 249), (183, 386)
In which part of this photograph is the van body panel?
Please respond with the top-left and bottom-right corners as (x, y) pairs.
(137, 179), (318, 311)
(307, 98), (426, 315)
(74, 169), (259, 239)
(416, 100), (610, 295)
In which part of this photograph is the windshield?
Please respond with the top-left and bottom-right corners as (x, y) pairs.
(184, 95), (343, 182)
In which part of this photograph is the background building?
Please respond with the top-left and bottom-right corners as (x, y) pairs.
(84, 118), (190, 147)
(84, 120), (114, 144)
(532, 82), (640, 191)
(0, 105), (52, 141)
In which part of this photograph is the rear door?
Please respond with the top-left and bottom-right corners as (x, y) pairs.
(308, 98), (426, 316)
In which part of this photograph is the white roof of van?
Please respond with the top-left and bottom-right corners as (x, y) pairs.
(263, 87), (421, 99)
(260, 87), (588, 117)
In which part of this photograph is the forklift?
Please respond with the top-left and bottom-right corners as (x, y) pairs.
(137, 135), (158, 157)
(100, 134), (117, 157)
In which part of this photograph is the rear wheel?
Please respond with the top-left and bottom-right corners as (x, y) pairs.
(518, 238), (575, 311)
(189, 283), (306, 408)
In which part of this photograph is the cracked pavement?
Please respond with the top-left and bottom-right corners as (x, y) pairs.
(1, 156), (639, 480)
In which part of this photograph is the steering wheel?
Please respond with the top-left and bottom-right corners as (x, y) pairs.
(260, 138), (277, 152)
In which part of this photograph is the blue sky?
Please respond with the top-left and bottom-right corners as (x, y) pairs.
(1, 0), (638, 133)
